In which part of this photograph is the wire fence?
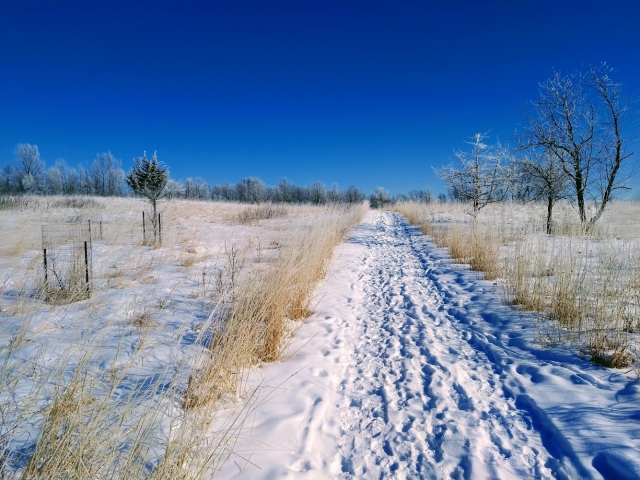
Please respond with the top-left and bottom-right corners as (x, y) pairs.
(40, 212), (166, 301)
(41, 223), (92, 300)
(77, 211), (163, 246)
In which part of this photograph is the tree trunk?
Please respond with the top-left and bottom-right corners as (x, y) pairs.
(546, 195), (554, 235)
(152, 198), (158, 245)
(574, 163), (586, 226)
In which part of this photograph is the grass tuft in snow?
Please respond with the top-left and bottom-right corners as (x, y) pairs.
(236, 203), (289, 225)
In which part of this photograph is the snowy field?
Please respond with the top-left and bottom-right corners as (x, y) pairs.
(0, 197), (365, 478)
(218, 210), (639, 480)
(0, 198), (638, 479)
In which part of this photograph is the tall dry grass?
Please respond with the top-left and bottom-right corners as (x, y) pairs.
(0, 197), (367, 478)
(184, 203), (367, 408)
(395, 200), (640, 369)
(394, 202), (501, 280)
(236, 203), (289, 225)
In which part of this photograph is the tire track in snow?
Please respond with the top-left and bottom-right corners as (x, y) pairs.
(332, 211), (556, 479)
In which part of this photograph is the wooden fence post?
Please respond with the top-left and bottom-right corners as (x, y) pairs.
(43, 248), (48, 285)
(84, 241), (89, 285)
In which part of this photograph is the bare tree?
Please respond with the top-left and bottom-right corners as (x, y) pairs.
(1, 165), (16, 194)
(212, 182), (237, 202)
(516, 150), (571, 234)
(51, 159), (75, 195)
(408, 188), (433, 203)
(164, 179), (185, 199)
(126, 151), (168, 243)
(14, 143), (44, 193)
(76, 164), (93, 195)
(369, 186), (391, 209)
(107, 164), (124, 196)
(435, 133), (512, 219)
(308, 181), (327, 204)
(275, 178), (295, 203)
(344, 185), (365, 204)
(236, 177), (266, 203)
(520, 64), (635, 231)
(91, 152), (124, 196)
(327, 183), (342, 203)
(46, 166), (63, 195)
(91, 153), (108, 195)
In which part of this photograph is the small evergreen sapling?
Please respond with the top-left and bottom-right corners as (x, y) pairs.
(126, 151), (168, 244)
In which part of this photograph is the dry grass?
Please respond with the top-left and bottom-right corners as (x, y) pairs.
(395, 203), (501, 281)
(184, 203), (367, 408)
(395, 200), (640, 369)
(235, 203), (289, 225)
(0, 197), (367, 478)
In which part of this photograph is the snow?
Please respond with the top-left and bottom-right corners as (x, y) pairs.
(0, 199), (353, 476)
(1, 200), (638, 479)
(217, 211), (640, 479)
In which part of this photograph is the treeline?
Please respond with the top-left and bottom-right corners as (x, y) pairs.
(2, 144), (440, 206)
(170, 177), (368, 204)
(1, 146), (126, 197)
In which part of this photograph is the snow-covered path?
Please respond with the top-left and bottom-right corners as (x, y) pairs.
(218, 211), (640, 480)
(333, 212), (551, 478)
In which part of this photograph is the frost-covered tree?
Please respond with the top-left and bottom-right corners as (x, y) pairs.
(14, 143), (44, 193)
(408, 188), (433, 203)
(520, 64), (635, 231)
(236, 177), (266, 203)
(369, 186), (391, 209)
(275, 178), (295, 203)
(164, 179), (185, 199)
(184, 177), (210, 200)
(91, 152), (124, 196)
(324, 183), (341, 203)
(344, 185), (365, 204)
(435, 133), (512, 219)
(126, 151), (168, 243)
(76, 164), (94, 195)
(1, 165), (17, 194)
(308, 181), (327, 204)
(212, 182), (237, 202)
(51, 159), (77, 195)
(107, 164), (124, 196)
(46, 167), (63, 195)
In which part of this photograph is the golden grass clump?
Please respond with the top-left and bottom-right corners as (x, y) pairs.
(236, 203), (289, 225)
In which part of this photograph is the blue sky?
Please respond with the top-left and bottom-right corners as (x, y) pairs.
(1, 1), (639, 195)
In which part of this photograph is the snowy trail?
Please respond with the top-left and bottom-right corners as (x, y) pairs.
(218, 211), (640, 480)
(333, 212), (551, 478)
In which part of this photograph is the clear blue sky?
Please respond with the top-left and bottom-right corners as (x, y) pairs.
(1, 1), (639, 195)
